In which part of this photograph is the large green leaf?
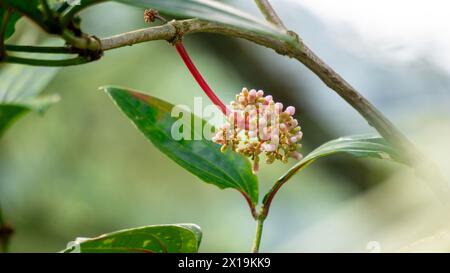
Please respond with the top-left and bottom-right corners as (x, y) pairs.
(103, 86), (259, 205)
(276, 135), (405, 183)
(116, 0), (290, 40)
(0, 63), (59, 137)
(62, 224), (202, 253)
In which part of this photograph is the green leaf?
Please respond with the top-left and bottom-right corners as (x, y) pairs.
(0, 63), (60, 137)
(116, 0), (291, 40)
(62, 224), (202, 253)
(1, 0), (45, 29)
(103, 86), (259, 206)
(302, 135), (404, 163)
(0, 96), (60, 136)
(0, 7), (22, 40)
(278, 135), (405, 182)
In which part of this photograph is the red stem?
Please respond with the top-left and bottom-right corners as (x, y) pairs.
(175, 42), (228, 115)
(241, 192), (258, 220)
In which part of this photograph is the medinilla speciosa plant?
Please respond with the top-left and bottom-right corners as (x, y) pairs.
(99, 10), (405, 253)
(1, 1), (423, 253)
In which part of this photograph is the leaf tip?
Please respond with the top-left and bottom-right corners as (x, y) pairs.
(99, 85), (114, 94)
(177, 223), (203, 247)
(100, 85), (151, 102)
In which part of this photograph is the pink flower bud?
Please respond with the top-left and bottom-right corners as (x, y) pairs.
(272, 135), (280, 144)
(275, 102), (283, 113)
(262, 143), (276, 152)
(248, 130), (257, 138)
(249, 89), (257, 103)
(249, 108), (257, 117)
(260, 131), (269, 141)
(259, 117), (267, 127)
(285, 106), (296, 116)
(256, 90), (264, 97)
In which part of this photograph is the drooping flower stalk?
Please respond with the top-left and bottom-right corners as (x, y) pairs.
(175, 42), (228, 115)
(144, 8), (227, 115)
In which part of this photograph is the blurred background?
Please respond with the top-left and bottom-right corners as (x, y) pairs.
(1, 0), (450, 252)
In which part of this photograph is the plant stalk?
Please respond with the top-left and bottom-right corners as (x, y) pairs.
(254, 0), (287, 30)
(252, 217), (265, 253)
(174, 42), (228, 115)
(2, 55), (93, 66)
(5, 44), (77, 54)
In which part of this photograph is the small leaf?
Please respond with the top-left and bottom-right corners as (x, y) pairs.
(0, 7), (22, 40)
(103, 86), (259, 206)
(0, 95), (60, 136)
(116, 0), (291, 40)
(275, 135), (405, 187)
(62, 224), (202, 253)
(0, 63), (60, 137)
(1, 0), (45, 29)
(302, 135), (404, 164)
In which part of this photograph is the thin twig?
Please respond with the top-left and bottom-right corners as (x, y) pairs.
(5, 44), (78, 54)
(254, 0), (287, 30)
(3, 55), (93, 66)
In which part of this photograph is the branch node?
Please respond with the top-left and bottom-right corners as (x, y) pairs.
(167, 20), (184, 45)
(287, 30), (300, 43)
(76, 35), (103, 61)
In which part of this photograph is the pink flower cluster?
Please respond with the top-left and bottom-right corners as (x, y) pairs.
(212, 88), (303, 173)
